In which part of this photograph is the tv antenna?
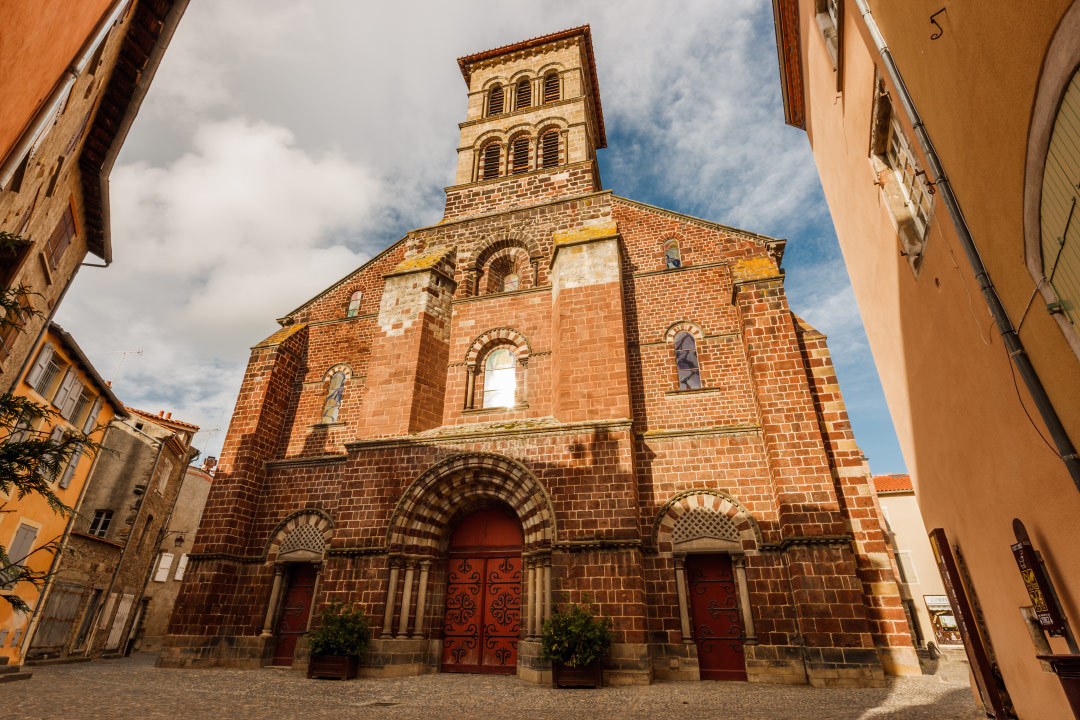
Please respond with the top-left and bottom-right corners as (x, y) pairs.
(112, 349), (143, 383)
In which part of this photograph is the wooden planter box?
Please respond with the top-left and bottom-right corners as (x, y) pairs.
(307, 654), (358, 680)
(551, 660), (602, 688)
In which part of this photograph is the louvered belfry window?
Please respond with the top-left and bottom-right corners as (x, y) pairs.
(543, 73), (559, 103)
(488, 85), (504, 116)
(511, 136), (529, 174)
(482, 142), (501, 180)
(541, 130), (559, 168)
(516, 79), (532, 110)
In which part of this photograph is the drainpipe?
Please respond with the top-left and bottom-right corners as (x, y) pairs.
(83, 425), (164, 655)
(853, 0), (1080, 492)
(19, 424), (114, 660)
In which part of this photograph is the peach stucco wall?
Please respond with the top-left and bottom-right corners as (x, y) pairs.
(795, 1), (1080, 717)
(0, 0), (114, 164)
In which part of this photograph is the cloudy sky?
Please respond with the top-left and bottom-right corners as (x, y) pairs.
(56, 1), (907, 474)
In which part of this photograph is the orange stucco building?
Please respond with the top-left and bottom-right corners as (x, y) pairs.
(0, 323), (125, 665)
(772, 1), (1080, 717)
(0, 0), (187, 386)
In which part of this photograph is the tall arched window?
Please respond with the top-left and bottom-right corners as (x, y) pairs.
(510, 135), (530, 174)
(543, 72), (560, 104)
(516, 79), (532, 110)
(540, 130), (559, 168)
(483, 348), (516, 408)
(664, 239), (682, 269)
(674, 332), (701, 389)
(321, 371), (346, 423)
(487, 85), (504, 116)
(346, 290), (362, 317)
(481, 141), (501, 180)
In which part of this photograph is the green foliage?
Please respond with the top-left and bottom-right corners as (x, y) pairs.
(0, 252), (102, 612)
(307, 600), (372, 657)
(540, 598), (615, 668)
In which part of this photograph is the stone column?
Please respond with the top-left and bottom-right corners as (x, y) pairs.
(533, 561), (544, 634)
(525, 559), (536, 638)
(260, 565), (286, 636)
(412, 560), (431, 639)
(397, 560), (416, 637)
(381, 558), (400, 639)
(674, 555), (693, 643)
(464, 367), (476, 410)
(542, 556), (552, 624)
(733, 555), (756, 643)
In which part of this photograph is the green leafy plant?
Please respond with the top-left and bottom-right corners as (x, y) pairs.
(307, 600), (372, 657)
(540, 598), (615, 668)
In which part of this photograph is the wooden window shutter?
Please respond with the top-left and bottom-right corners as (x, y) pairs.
(154, 553), (174, 582)
(543, 73), (559, 103)
(482, 143), (501, 180)
(82, 396), (103, 433)
(46, 206), (76, 269)
(541, 131), (559, 168)
(511, 137), (529, 174)
(174, 553), (189, 581)
(488, 86), (504, 116)
(59, 446), (83, 489)
(26, 343), (55, 388)
(516, 79), (531, 110)
(52, 367), (77, 407)
(59, 377), (85, 419)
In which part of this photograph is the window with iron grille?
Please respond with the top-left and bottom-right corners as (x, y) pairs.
(481, 142), (501, 180)
(88, 510), (113, 538)
(540, 130), (559, 169)
(487, 85), (504, 116)
(34, 356), (64, 399)
(543, 73), (560, 103)
(511, 136), (530, 174)
(516, 79), (531, 110)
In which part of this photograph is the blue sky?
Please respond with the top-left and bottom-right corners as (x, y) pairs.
(55, 1), (907, 474)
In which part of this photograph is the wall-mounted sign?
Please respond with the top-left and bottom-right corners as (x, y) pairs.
(1011, 518), (1067, 637)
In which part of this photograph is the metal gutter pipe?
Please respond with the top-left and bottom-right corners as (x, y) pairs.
(854, 0), (1080, 491)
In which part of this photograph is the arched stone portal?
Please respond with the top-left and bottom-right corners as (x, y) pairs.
(380, 453), (557, 659)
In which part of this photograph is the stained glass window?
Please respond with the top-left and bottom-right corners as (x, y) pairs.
(674, 332), (701, 389)
(483, 348), (516, 408)
(665, 240), (681, 269)
(321, 371), (346, 423)
(346, 291), (362, 317)
(502, 273), (519, 293)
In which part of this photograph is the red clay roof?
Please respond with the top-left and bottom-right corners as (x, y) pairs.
(125, 406), (200, 432)
(457, 25), (606, 149)
(873, 474), (913, 493)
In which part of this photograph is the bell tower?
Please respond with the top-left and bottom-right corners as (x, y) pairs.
(444, 26), (607, 220)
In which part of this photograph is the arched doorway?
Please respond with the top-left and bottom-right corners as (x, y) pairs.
(440, 507), (523, 675)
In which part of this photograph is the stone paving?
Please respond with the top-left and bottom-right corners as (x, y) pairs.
(10, 651), (983, 720)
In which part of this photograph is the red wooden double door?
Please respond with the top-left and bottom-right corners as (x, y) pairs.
(441, 508), (523, 675)
(686, 554), (747, 681)
(272, 563), (317, 666)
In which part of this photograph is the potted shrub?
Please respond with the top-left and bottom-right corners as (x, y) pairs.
(540, 599), (615, 688)
(306, 600), (372, 680)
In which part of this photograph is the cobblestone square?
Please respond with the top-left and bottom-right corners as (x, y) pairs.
(9, 652), (983, 720)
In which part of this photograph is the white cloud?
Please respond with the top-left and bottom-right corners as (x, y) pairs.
(57, 117), (393, 455)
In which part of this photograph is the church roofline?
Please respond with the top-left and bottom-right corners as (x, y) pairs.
(277, 235), (408, 324)
(610, 195), (787, 264)
(457, 25), (606, 149)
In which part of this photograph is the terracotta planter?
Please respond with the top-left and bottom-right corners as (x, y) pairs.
(307, 654), (358, 680)
(551, 660), (602, 688)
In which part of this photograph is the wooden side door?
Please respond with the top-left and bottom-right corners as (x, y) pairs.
(686, 554), (747, 681)
(272, 563), (317, 666)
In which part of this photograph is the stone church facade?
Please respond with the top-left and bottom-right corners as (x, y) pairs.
(160, 26), (918, 687)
